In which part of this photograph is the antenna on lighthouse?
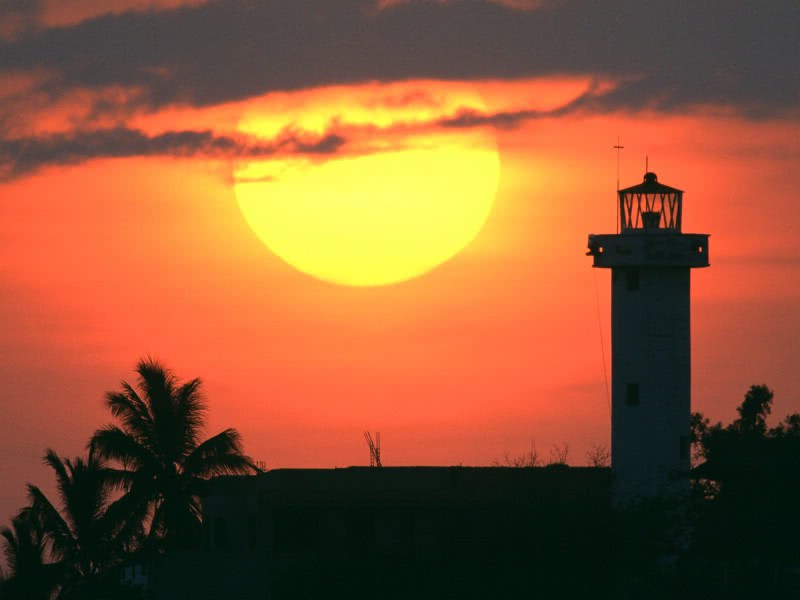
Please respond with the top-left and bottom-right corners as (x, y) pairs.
(613, 138), (624, 233)
(613, 138), (624, 191)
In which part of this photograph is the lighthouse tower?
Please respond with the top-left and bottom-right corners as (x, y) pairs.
(587, 172), (709, 502)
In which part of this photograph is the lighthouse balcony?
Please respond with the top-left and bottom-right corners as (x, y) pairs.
(586, 232), (709, 268)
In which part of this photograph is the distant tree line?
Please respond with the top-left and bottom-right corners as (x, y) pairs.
(686, 384), (800, 595)
(0, 358), (257, 600)
(493, 441), (610, 467)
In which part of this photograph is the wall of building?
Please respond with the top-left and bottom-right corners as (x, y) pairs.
(612, 266), (691, 501)
(153, 467), (614, 599)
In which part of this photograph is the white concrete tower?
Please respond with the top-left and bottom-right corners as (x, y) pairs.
(586, 172), (709, 502)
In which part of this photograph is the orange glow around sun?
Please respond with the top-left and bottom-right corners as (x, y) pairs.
(233, 85), (501, 286)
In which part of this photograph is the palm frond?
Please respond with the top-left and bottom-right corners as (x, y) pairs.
(42, 450), (71, 517)
(136, 357), (175, 416)
(42, 450), (104, 541)
(90, 425), (159, 474)
(104, 383), (154, 446)
(102, 492), (149, 556)
(174, 377), (206, 456)
(98, 466), (136, 491)
(136, 359), (187, 466)
(182, 428), (257, 479)
(0, 508), (61, 600)
(60, 454), (110, 551)
(147, 501), (167, 548)
(27, 484), (76, 565)
(1, 519), (22, 574)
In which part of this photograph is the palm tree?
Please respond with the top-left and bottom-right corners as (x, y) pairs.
(26, 448), (144, 599)
(1, 506), (61, 600)
(90, 358), (257, 551)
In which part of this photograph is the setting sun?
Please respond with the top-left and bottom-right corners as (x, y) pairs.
(234, 89), (500, 286)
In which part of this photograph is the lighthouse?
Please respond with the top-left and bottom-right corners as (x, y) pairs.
(587, 172), (709, 502)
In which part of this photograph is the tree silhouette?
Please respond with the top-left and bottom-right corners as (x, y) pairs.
(734, 384), (772, 434)
(27, 448), (144, 599)
(547, 442), (569, 465)
(585, 443), (610, 467)
(690, 384), (800, 590)
(493, 440), (540, 467)
(0, 507), (61, 600)
(90, 358), (258, 551)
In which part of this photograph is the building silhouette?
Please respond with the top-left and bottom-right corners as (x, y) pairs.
(149, 467), (612, 598)
(587, 171), (709, 501)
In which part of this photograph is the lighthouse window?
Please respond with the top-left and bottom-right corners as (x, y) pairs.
(626, 383), (640, 406)
(626, 269), (640, 291)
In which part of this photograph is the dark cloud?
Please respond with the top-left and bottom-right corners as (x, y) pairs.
(0, 0), (797, 178)
(0, 126), (346, 181)
(0, 90), (595, 180)
(0, 0), (798, 118)
(0, 0), (42, 40)
(439, 79), (604, 128)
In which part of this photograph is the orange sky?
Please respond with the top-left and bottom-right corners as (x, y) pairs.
(1, 0), (800, 530)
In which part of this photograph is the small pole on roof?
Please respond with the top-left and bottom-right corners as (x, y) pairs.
(613, 137), (624, 191)
(613, 137), (624, 234)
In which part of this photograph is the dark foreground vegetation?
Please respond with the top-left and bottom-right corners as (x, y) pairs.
(598, 384), (800, 599)
(0, 358), (257, 600)
(1, 362), (798, 599)
(684, 385), (800, 597)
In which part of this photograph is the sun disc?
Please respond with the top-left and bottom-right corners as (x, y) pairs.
(234, 89), (500, 286)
